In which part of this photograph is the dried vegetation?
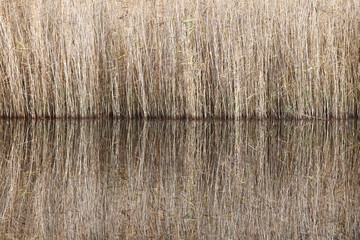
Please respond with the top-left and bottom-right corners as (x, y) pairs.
(0, 0), (359, 119)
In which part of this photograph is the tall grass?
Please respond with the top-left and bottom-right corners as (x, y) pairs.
(0, 0), (359, 119)
(0, 120), (359, 239)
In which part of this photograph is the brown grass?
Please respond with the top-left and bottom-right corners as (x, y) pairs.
(0, 120), (359, 239)
(0, 0), (359, 119)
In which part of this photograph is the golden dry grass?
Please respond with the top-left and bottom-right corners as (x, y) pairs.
(0, 120), (359, 239)
(0, 0), (359, 119)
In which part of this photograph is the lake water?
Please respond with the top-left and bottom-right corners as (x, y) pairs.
(0, 120), (358, 239)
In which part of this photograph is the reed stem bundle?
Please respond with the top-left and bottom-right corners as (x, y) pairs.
(0, 0), (359, 119)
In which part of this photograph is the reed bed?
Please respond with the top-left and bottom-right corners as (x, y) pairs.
(0, 0), (359, 119)
(0, 120), (358, 239)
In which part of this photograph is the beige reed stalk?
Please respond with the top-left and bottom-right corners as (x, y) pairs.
(0, 0), (359, 119)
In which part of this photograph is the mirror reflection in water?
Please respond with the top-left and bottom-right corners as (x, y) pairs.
(0, 120), (358, 239)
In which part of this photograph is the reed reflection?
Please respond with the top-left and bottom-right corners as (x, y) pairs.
(0, 120), (358, 239)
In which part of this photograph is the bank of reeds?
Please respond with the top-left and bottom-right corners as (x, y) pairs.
(0, 120), (359, 239)
(0, 0), (359, 119)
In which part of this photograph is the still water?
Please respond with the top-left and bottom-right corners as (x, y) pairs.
(0, 120), (358, 239)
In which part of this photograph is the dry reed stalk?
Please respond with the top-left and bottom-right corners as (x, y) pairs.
(0, 0), (359, 119)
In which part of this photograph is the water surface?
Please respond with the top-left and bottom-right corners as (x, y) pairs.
(0, 120), (359, 239)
